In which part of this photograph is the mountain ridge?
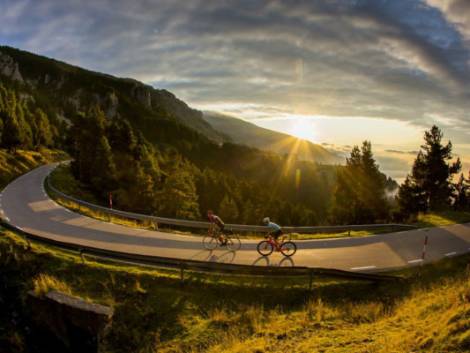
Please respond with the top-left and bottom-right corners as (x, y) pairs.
(0, 45), (225, 143)
(203, 112), (342, 164)
(0, 45), (340, 165)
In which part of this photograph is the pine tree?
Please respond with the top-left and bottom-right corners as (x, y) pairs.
(398, 125), (460, 212)
(241, 199), (255, 224)
(32, 108), (53, 148)
(331, 166), (358, 224)
(453, 173), (468, 210)
(90, 135), (117, 196)
(397, 175), (426, 215)
(108, 118), (136, 153)
(1, 110), (23, 152)
(359, 141), (387, 220)
(331, 141), (388, 224)
(71, 107), (108, 183)
(219, 194), (239, 223)
(157, 160), (200, 220)
(15, 101), (32, 149)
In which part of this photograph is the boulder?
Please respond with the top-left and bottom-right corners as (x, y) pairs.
(27, 290), (113, 353)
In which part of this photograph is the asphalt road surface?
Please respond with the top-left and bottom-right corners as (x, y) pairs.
(1, 164), (470, 272)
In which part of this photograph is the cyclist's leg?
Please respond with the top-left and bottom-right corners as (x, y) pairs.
(218, 226), (228, 245)
(273, 230), (282, 247)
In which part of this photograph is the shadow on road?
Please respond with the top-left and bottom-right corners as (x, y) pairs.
(252, 255), (295, 267)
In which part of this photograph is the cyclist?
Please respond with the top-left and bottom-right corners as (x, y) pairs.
(263, 217), (283, 245)
(207, 210), (227, 245)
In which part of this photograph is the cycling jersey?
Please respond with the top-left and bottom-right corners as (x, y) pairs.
(208, 214), (225, 230)
(267, 222), (281, 232)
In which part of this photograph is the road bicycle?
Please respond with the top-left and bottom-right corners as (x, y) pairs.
(257, 234), (297, 257)
(203, 225), (241, 251)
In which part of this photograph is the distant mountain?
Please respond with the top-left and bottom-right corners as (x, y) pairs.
(203, 112), (342, 164)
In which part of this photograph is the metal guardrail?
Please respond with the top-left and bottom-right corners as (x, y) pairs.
(45, 171), (416, 235)
(0, 163), (405, 283)
(0, 220), (401, 285)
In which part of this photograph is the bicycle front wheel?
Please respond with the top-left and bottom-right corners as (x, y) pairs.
(280, 241), (297, 257)
(203, 235), (218, 250)
(257, 241), (274, 256)
(226, 234), (241, 251)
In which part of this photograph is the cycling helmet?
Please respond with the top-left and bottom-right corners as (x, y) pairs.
(263, 217), (270, 224)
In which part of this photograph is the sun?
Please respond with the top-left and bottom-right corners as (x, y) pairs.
(288, 118), (315, 141)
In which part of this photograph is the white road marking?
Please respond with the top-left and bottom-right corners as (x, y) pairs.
(445, 252), (457, 257)
(350, 265), (376, 271)
(408, 259), (423, 264)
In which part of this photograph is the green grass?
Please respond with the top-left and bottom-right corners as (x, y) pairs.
(414, 211), (470, 228)
(48, 163), (100, 204)
(0, 148), (67, 190)
(2, 228), (470, 353)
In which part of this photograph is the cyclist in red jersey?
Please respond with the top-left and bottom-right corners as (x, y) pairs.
(207, 210), (227, 245)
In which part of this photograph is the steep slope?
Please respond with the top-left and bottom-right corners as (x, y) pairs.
(204, 112), (342, 164)
(0, 45), (224, 143)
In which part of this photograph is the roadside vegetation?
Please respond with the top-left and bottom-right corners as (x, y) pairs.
(0, 148), (66, 189)
(48, 163), (470, 241)
(1, 228), (470, 353)
(414, 211), (470, 228)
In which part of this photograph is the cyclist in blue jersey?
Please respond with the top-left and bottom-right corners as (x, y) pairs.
(263, 217), (283, 243)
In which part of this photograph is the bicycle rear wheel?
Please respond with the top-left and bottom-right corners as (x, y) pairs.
(280, 241), (297, 257)
(203, 235), (218, 250)
(226, 234), (241, 251)
(257, 240), (274, 256)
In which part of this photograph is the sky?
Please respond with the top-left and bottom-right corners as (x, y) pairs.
(1, 0), (470, 181)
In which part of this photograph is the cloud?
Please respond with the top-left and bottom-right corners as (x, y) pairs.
(1, 0), (470, 145)
(426, 0), (470, 39)
(385, 150), (419, 155)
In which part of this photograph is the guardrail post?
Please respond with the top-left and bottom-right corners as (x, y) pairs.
(308, 271), (314, 291)
(348, 229), (351, 237)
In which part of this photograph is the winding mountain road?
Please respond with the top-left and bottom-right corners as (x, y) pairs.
(1, 164), (470, 272)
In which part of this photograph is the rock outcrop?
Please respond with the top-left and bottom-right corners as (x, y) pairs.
(0, 51), (24, 83)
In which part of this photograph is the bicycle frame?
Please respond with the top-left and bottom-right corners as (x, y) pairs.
(208, 224), (228, 244)
(265, 235), (283, 251)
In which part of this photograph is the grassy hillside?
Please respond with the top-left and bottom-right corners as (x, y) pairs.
(0, 45), (224, 144)
(1, 228), (470, 353)
(203, 112), (341, 165)
(0, 148), (67, 189)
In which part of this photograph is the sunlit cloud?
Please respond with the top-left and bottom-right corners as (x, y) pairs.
(2, 0), (470, 179)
